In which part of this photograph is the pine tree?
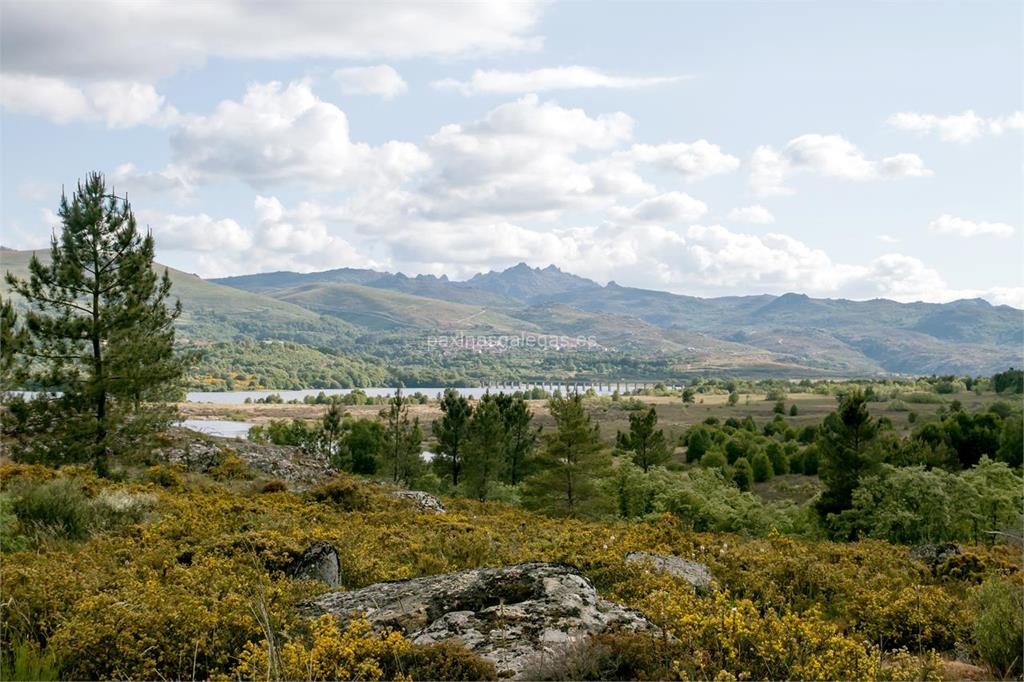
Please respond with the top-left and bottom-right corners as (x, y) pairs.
(319, 402), (348, 469)
(521, 394), (610, 517)
(461, 395), (506, 500)
(431, 388), (473, 486)
(3, 173), (193, 474)
(379, 389), (424, 485)
(0, 294), (28, 386)
(495, 393), (537, 484)
(616, 406), (669, 472)
(815, 390), (880, 532)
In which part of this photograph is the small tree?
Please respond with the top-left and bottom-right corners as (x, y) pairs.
(431, 388), (473, 486)
(681, 387), (696, 404)
(379, 389), (423, 485)
(751, 451), (774, 482)
(345, 418), (384, 475)
(727, 391), (739, 407)
(521, 394), (610, 517)
(616, 407), (669, 472)
(495, 393), (537, 485)
(462, 395), (506, 500)
(815, 391), (879, 533)
(773, 400), (786, 415)
(789, 403), (799, 416)
(4, 173), (193, 474)
(732, 457), (753, 491)
(319, 403), (348, 469)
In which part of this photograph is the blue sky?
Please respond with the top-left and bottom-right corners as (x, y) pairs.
(1, 0), (1021, 305)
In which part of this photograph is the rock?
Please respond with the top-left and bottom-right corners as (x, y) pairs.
(625, 552), (715, 592)
(306, 562), (658, 677)
(390, 490), (446, 514)
(157, 429), (331, 485)
(908, 543), (961, 570)
(288, 541), (340, 586)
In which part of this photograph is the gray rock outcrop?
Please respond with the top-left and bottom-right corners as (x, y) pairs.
(389, 490), (446, 514)
(158, 429), (331, 484)
(306, 562), (658, 677)
(624, 552), (715, 592)
(287, 541), (340, 586)
(909, 543), (961, 571)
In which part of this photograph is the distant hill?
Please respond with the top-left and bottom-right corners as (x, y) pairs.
(212, 261), (1023, 376)
(5, 249), (1020, 377)
(0, 248), (358, 346)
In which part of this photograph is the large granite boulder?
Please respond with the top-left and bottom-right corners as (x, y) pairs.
(389, 490), (446, 514)
(305, 562), (658, 677)
(624, 552), (715, 592)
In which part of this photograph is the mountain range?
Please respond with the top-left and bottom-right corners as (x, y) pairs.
(2, 248), (1020, 378)
(211, 260), (1022, 376)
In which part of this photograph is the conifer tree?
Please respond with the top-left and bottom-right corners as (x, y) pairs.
(521, 394), (610, 517)
(616, 406), (669, 472)
(815, 390), (880, 532)
(461, 395), (506, 500)
(379, 389), (424, 485)
(4, 173), (193, 474)
(495, 393), (537, 484)
(431, 388), (473, 486)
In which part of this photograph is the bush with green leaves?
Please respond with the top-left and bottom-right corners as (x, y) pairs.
(971, 577), (1024, 678)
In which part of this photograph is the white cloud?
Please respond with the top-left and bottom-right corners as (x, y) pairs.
(928, 214), (1015, 238)
(142, 211), (253, 252)
(989, 112), (1024, 135)
(170, 79), (430, 189)
(877, 234), (900, 244)
(0, 74), (177, 127)
(887, 110), (985, 143)
(887, 109), (1024, 143)
(609, 192), (709, 224)
(785, 134), (878, 181)
(749, 146), (793, 197)
(880, 153), (933, 177)
(333, 65), (408, 99)
(109, 163), (196, 200)
(626, 140), (740, 182)
(432, 66), (686, 95)
(750, 134), (931, 196)
(143, 198), (375, 278)
(727, 205), (775, 224)
(1, 1), (544, 81)
(403, 95), (644, 221)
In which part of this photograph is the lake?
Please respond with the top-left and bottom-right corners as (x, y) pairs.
(179, 419), (254, 438)
(185, 383), (635, 404)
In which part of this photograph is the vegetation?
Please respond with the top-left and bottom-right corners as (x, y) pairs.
(3, 174), (193, 474)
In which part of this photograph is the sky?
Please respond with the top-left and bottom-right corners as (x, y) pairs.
(1, 0), (1022, 306)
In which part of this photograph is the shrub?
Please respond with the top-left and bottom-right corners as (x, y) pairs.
(732, 457), (753, 491)
(971, 577), (1024, 678)
(700, 450), (727, 470)
(0, 492), (28, 552)
(399, 641), (498, 680)
(260, 479), (288, 493)
(310, 476), (375, 512)
(751, 452), (774, 483)
(232, 615), (412, 681)
(143, 464), (183, 488)
(90, 489), (156, 531)
(789, 403), (799, 416)
(11, 478), (93, 541)
(208, 451), (251, 481)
